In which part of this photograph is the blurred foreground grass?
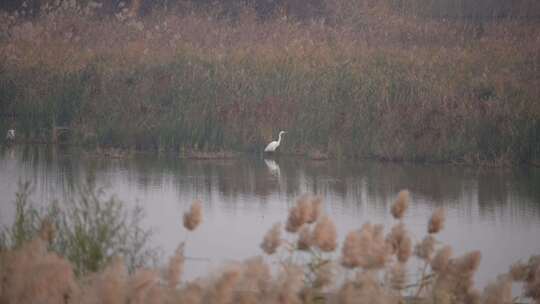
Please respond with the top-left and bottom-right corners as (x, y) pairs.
(1, 184), (539, 303)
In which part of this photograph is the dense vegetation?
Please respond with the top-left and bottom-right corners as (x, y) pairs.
(1, 0), (539, 164)
(2, 186), (540, 303)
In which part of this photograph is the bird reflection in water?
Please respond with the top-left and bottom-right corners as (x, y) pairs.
(264, 158), (281, 177)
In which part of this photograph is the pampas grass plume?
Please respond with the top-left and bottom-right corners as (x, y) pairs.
(481, 275), (512, 304)
(183, 200), (203, 231)
(509, 261), (529, 281)
(276, 264), (304, 304)
(386, 223), (412, 263)
(428, 207), (445, 234)
(297, 225), (312, 251)
(209, 268), (241, 304)
(391, 190), (409, 220)
(260, 222), (281, 255)
(166, 244), (184, 289)
(415, 235), (435, 261)
(128, 269), (159, 303)
(455, 251), (482, 275)
(313, 261), (333, 289)
(341, 229), (363, 269)
(97, 256), (127, 304)
(525, 264), (540, 301)
(242, 256), (271, 293)
(180, 283), (204, 304)
(312, 215), (337, 252)
(286, 196), (313, 233)
(341, 223), (388, 270)
(431, 246), (452, 273)
(397, 233), (412, 263)
(389, 262), (407, 291)
(307, 195), (322, 224)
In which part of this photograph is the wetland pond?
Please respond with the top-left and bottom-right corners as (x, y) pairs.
(1, 145), (539, 292)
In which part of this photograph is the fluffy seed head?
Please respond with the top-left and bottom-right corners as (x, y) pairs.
(286, 195), (313, 233)
(260, 222), (282, 255)
(312, 215), (337, 252)
(524, 264), (540, 300)
(297, 225), (312, 251)
(128, 269), (159, 302)
(209, 268), (241, 304)
(166, 244), (184, 289)
(313, 261), (334, 289)
(180, 283), (204, 304)
(465, 288), (482, 304)
(415, 235), (436, 261)
(391, 190), (409, 220)
(481, 275), (512, 304)
(338, 272), (392, 304)
(509, 261), (529, 281)
(428, 208), (446, 234)
(389, 262), (407, 291)
(2, 239), (76, 304)
(242, 256), (271, 293)
(455, 251), (482, 275)
(431, 246), (453, 273)
(386, 222), (412, 263)
(183, 200), (203, 231)
(98, 256), (127, 304)
(276, 263), (304, 303)
(341, 223), (389, 270)
(307, 196), (323, 224)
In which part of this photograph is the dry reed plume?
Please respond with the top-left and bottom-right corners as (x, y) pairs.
(183, 200), (203, 231)
(260, 222), (282, 255)
(0, 238), (76, 304)
(312, 215), (337, 252)
(286, 195), (322, 233)
(431, 245), (453, 273)
(428, 207), (446, 234)
(386, 222), (412, 263)
(414, 235), (436, 261)
(1, 190), (538, 304)
(341, 223), (389, 270)
(165, 244), (185, 289)
(391, 190), (409, 220)
(297, 225), (312, 251)
(510, 256), (540, 303)
(481, 274), (512, 304)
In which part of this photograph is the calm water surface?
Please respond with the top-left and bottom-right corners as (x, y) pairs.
(1, 145), (540, 291)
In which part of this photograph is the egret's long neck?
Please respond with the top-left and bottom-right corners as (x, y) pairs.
(277, 133), (283, 144)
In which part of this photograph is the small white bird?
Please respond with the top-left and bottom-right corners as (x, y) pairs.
(6, 129), (15, 141)
(264, 131), (287, 152)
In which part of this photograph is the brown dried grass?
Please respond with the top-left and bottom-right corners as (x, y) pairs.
(312, 215), (337, 252)
(391, 190), (409, 220)
(428, 207), (445, 234)
(260, 222), (282, 255)
(183, 200), (203, 231)
(1, 190), (537, 304)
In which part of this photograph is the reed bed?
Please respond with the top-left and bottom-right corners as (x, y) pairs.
(0, 0), (539, 164)
(1, 186), (540, 303)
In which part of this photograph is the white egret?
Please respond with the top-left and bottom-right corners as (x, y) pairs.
(6, 129), (15, 141)
(264, 131), (286, 152)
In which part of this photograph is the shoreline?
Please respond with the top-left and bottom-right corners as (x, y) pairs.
(2, 141), (539, 168)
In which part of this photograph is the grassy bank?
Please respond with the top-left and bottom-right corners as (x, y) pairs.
(0, 1), (539, 164)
